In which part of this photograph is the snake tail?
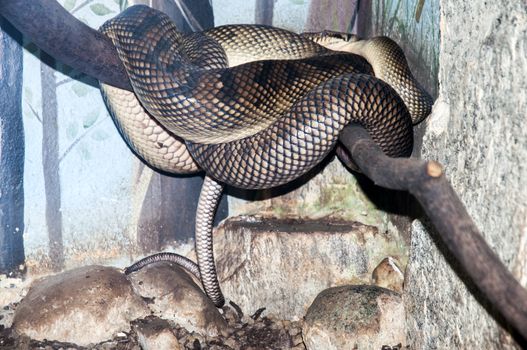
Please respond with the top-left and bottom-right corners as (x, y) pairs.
(195, 176), (225, 307)
(124, 252), (201, 280)
(123, 177), (225, 307)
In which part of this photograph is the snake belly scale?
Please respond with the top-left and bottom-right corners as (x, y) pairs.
(100, 5), (432, 307)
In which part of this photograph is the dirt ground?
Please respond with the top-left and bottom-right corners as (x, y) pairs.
(0, 301), (306, 350)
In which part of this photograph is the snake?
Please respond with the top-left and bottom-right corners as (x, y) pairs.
(99, 5), (433, 307)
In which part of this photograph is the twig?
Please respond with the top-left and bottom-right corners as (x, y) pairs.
(70, 0), (93, 15)
(25, 102), (42, 124)
(58, 116), (108, 164)
(250, 307), (266, 320)
(55, 77), (74, 87)
(55, 72), (87, 87)
(229, 300), (244, 320)
(339, 123), (527, 339)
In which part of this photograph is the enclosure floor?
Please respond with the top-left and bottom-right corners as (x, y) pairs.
(0, 303), (307, 350)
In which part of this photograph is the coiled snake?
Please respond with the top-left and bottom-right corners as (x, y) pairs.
(100, 5), (433, 307)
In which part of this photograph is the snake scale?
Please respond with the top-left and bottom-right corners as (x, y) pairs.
(100, 5), (433, 307)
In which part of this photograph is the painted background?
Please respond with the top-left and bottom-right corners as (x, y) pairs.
(4, 0), (439, 273)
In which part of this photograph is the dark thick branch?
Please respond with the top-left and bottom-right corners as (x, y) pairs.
(340, 123), (527, 339)
(0, 0), (131, 90)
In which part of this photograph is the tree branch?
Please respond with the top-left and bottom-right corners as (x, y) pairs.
(339, 123), (527, 340)
(55, 71), (86, 87)
(70, 0), (93, 15)
(55, 77), (74, 87)
(58, 115), (108, 164)
(0, 0), (131, 90)
(25, 102), (43, 124)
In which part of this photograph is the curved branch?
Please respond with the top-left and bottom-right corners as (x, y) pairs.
(340, 123), (527, 339)
(0, 0), (131, 90)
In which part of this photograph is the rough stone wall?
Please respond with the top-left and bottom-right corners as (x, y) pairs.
(405, 1), (527, 348)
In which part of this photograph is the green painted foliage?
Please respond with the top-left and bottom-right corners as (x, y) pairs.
(77, 143), (91, 160)
(82, 110), (99, 129)
(91, 129), (110, 141)
(82, 109), (99, 129)
(63, 0), (77, 11)
(118, 0), (128, 11)
(90, 3), (114, 16)
(72, 83), (90, 97)
(66, 121), (79, 140)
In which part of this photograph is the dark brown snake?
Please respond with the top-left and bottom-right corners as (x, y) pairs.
(100, 5), (433, 307)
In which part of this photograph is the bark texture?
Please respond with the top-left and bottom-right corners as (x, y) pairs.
(40, 53), (64, 271)
(0, 19), (25, 273)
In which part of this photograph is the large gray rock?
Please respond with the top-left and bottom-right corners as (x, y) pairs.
(405, 2), (527, 348)
(127, 262), (229, 337)
(12, 265), (149, 346)
(303, 285), (405, 350)
(215, 216), (407, 320)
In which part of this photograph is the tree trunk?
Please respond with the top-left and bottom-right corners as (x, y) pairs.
(305, 0), (360, 32)
(0, 19), (25, 274)
(129, 0), (226, 252)
(255, 0), (274, 25)
(40, 52), (64, 271)
(130, 0), (213, 31)
(356, 0), (372, 37)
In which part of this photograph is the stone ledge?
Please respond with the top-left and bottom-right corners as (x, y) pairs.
(214, 215), (407, 320)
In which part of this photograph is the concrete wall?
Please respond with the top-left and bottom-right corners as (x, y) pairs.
(405, 2), (527, 348)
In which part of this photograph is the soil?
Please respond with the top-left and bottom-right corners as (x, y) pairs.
(0, 302), (306, 350)
(0, 280), (406, 350)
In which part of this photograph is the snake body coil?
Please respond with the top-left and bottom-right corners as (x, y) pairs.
(100, 5), (432, 307)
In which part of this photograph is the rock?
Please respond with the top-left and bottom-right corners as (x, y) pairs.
(372, 257), (404, 293)
(127, 261), (229, 337)
(215, 216), (407, 320)
(303, 285), (405, 350)
(133, 317), (182, 350)
(405, 2), (527, 347)
(12, 265), (149, 346)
